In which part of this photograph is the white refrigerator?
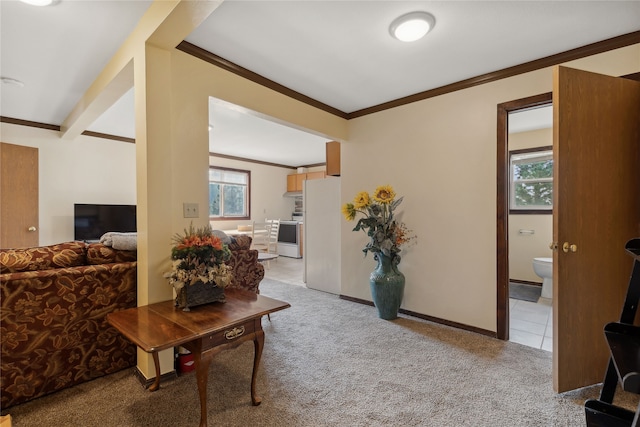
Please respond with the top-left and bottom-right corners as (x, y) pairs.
(303, 177), (341, 294)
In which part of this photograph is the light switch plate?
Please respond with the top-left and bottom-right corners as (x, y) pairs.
(183, 203), (199, 218)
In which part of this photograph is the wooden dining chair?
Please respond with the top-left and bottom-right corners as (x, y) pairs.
(264, 218), (280, 255)
(253, 219), (280, 269)
(250, 220), (269, 250)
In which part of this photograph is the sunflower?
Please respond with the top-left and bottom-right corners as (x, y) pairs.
(342, 185), (416, 264)
(373, 185), (396, 204)
(342, 203), (356, 221)
(353, 191), (371, 209)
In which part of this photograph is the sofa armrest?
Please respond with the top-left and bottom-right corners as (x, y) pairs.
(1, 261), (137, 408)
(225, 248), (264, 293)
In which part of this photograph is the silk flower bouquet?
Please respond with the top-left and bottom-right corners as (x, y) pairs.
(164, 223), (233, 292)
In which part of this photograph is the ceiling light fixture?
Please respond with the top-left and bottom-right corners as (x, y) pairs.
(389, 11), (436, 42)
(19, 0), (57, 6)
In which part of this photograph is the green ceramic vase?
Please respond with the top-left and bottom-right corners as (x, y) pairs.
(369, 253), (405, 320)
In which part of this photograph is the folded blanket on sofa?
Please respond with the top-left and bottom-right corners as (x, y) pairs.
(100, 232), (137, 251)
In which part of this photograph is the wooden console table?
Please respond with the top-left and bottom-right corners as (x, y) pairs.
(106, 288), (290, 427)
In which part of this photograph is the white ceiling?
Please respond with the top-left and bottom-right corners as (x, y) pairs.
(509, 105), (553, 134)
(2, 1), (638, 166)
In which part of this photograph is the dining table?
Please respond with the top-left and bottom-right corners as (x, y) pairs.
(219, 228), (267, 237)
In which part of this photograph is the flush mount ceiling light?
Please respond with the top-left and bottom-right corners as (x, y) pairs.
(389, 11), (436, 42)
(19, 0), (58, 5)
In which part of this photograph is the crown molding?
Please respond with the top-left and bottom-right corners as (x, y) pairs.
(180, 31), (640, 120)
(349, 31), (640, 118)
(209, 151), (325, 170)
(1, 116), (60, 131)
(1, 116), (135, 144)
(177, 41), (349, 119)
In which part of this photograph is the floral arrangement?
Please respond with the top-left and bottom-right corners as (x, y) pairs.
(342, 185), (416, 266)
(164, 223), (233, 291)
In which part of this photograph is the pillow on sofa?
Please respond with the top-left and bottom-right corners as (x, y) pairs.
(86, 243), (137, 264)
(212, 230), (233, 245)
(228, 234), (252, 251)
(99, 232), (137, 251)
(0, 241), (86, 274)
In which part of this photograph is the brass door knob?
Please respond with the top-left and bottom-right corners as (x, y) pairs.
(28, 226), (37, 232)
(562, 242), (577, 253)
(549, 242), (558, 251)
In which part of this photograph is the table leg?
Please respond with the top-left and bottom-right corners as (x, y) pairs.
(149, 351), (161, 392)
(251, 330), (264, 406)
(194, 350), (213, 427)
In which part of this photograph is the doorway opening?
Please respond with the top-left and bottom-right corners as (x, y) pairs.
(496, 92), (552, 341)
(506, 109), (554, 350)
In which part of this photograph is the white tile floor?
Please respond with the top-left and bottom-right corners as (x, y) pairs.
(509, 297), (553, 352)
(262, 256), (553, 352)
(261, 255), (306, 287)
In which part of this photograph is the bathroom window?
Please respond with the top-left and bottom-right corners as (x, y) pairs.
(509, 146), (553, 214)
(209, 166), (250, 220)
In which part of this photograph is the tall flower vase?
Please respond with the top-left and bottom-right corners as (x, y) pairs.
(369, 253), (405, 320)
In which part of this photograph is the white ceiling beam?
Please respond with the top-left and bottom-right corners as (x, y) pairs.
(60, 0), (223, 140)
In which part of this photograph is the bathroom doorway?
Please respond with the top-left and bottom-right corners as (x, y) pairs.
(505, 105), (554, 351)
(498, 70), (640, 393)
(496, 92), (552, 342)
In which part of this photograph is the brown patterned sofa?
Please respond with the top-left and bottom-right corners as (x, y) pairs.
(224, 234), (265, 293)
(0, 235), (262, 408)
(0, 242), (137, 408)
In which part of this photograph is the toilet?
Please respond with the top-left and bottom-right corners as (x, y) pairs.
(533, 257), (553, 299)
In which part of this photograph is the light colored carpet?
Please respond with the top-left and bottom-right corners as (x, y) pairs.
(2, 278), (637, 426)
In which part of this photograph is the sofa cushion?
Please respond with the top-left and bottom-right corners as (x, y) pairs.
(0, 241), (86, 274)
(86, 243), (137, 264)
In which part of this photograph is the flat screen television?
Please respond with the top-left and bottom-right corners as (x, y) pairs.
(74, 204), (136, 241)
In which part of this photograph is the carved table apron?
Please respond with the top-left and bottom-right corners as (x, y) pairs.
(106, 288), (290, 427)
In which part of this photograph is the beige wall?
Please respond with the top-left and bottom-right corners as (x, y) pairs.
(341, 44), (640, 332)
(0, 123), (136, 246)
(127, 42), (349, 377)
(2, 37), (637, 341)
(508, 127), (553, 282)
(166, 46), (347, 234)
(161, 47), (348, 244)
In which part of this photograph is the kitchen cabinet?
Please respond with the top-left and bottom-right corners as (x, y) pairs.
(286, 174), (298, 192)
(286, 171), (326, 192)
(306, 171), (325, 180)
(326, 141), (340, 176)
(286, 173), (305, 192)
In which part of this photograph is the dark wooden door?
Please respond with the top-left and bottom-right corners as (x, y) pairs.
(1, 142), (39, 248)
(553, 66), (640, 392)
